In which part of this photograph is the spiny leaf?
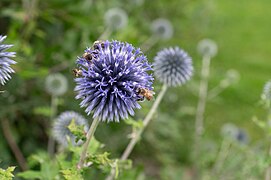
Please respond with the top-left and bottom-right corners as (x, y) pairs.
(61, 168), (83, 180)
(0, 166), (16, 180)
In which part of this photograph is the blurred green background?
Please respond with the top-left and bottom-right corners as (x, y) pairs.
(1, 0), (271, 179)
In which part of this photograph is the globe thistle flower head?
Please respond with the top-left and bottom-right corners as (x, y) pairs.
(262, 80), (271, 101)
(220, 123), (238, 139)
(220, 69), (240, 88)
(53, 111), (89, 147)
(225, 69), (240, 84)
(0, 35), (16, 85)
(104, 8), (128, 30)
(151, 18), (174, 40)
(74, 40), (153, 123)
(45, 73), (68, 96)
(197, 39), (218, 58)
(153, 47), (193, 87)
(236, 128), (249, 145)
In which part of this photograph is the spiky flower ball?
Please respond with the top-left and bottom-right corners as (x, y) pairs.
(0, 35), (16, 85)
(221, 123), (238, 139)
(153, 47), (193, 87)
(45, 73), (68, 96)
(197, 39), (218, 58)
(236, 128), (249, 145)
(74, 40), (153, 122)
(151, 18), (173, 40)
(53, 111), (89, 147)
(104, 8), (128, 30)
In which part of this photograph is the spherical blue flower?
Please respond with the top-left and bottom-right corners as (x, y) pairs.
(53, 111), (89, 147)
(197, 39), (218, 58)
(153, 47), (193, 87)
(236, 128), (249, 145)
(45, 73), (68, 96)
(74, 40), (153, 123)
(151, 18), (174, 40)
(0, 35), (16, 85)
(221, 123), (238, 139)
(104, 8), (128, 30)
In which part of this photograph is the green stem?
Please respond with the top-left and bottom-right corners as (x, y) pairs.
(77, 117), (100, 169)
(140, 35), (159, 52)
(98, 27), (112, 40)
(48, 95), (58, 156)
(212, 138), (231, 175)
(106, 84), (168, 180)
(194, 55), (211, 178)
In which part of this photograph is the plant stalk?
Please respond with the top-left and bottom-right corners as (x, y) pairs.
(77, 117), (100, 169)
(47, 95), (58, 156)
(1, 118), (28, 171)
(106, 84), (168, 180)
(194, 55), (211, 178)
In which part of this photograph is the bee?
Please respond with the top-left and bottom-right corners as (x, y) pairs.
(136, 88), (154, 101)
(82, 52), (93, 62)
(72, 68), (82, 77)
(93, 40), (105, 50)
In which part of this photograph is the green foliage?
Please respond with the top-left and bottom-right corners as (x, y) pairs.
(61, 168), (83, 180)
(0, 166), (16, 180)
(17, 151), (60, 180)
(33, 106), (51, 117)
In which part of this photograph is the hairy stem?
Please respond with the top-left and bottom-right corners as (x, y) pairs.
(77, 117), (100, 169)
(194, 55), (211, 177)
(1, 118), (28, 171)
(106, 84), (168, 180)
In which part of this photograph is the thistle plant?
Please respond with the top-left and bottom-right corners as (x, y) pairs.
(45, 73), (68, 155)
(141, 18), (173, 51)
(194, 38), (218, 177)
(99, 8), (128, 40)
(0, 35), (16, 87)
(53, 111), (89, 147)
(212, 123), (250, 176)
(74, 40), (153, 169)
(106, 46), (193, 179)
